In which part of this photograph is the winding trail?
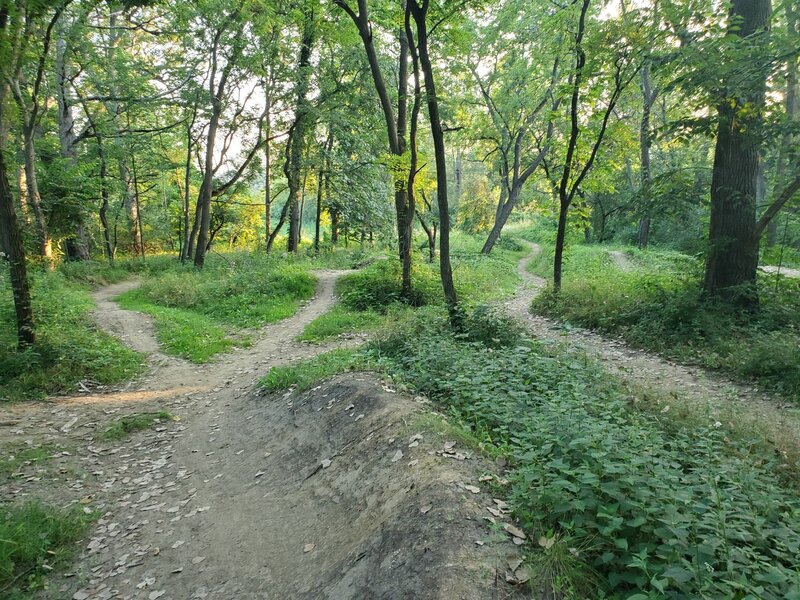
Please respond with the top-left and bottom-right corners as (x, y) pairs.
(2, 270), (524, 600)
(506, 241), (800, 465)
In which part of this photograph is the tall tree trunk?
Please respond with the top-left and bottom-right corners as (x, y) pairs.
(98, 143), (114, 263)
(56, 33), (90, 261)
(408, 0), (458, 322)
(0, 150), (35, 348)
(481, 187), (515, 254)
(767, 2), (798, 247)
(315, 130), (333, 254)
(21, 125), (52, 262)
(704, 0), (772, 306)
(637, 64), (656, 250)
(264, 86), (272, 247)
(131, 154), (145, 260)
(331, 207), (339, 245)
(285, 13), (316, 253)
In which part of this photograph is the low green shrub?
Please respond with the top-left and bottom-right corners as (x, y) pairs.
(370, 314), (800, 599)
(259, 347), (366, 392)
(100, 411), (173, 440)
(298, 306), (385, 342)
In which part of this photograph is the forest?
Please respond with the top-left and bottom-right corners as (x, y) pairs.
(1, 0), (799, 598)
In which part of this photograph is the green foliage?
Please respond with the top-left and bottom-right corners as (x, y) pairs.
(259, 348), (366, 392)
(99, 411), (173, 440)
(122, 257), (316, 328)
(529, 243), (800, 399)
(338, 260), (440, 312)
(0, 270), (144, 402)
(0, 502), (92, 598)
(298, 305), (385, 342)
(370, 311), (800, 599)
(115, 296), (243, 363)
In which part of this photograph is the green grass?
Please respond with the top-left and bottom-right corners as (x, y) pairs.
(114, 255), (318, 362)
(99, 411), (173, 440)
(0, 502), (93, 598)
(0, 271), (145, 402)
(525, 237), (800, 399)
(259, 348), (367, 392)
(369, 309), (800, 599)
(115, 296), (244, 363)
(298, 305), (385, 342)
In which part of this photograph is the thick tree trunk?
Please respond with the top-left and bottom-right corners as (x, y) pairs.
(0, 151), (35, 348)
(481, 187), (515, 254)
(264, 92), (272, 246)
(331, 208), (339, 245)
(194, 110), (220, 267)
(703, 0), (771, 306)
(553, 203), (569, 292)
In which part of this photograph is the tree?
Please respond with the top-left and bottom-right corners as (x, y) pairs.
(703, 0), (772, 305)
(0, 1), (36, 347)
(334, 0), (415, 297)
(407, 0), (458, 322)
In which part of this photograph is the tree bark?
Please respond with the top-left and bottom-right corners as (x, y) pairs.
(315, 130), (333, 254)
(637, 64), (657, 250)
(285, 13), (316, 253)
(703, 0), (772, 306)
(21, 124), (52, 261)
(408, 0), (459, 322)
(0, 150), (35, 348)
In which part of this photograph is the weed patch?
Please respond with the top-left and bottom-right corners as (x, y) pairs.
(0, 502), (92, 597)
(0, 270), (144, 402)
(259, 348), (367, 392)
(100, 411), (174, 440)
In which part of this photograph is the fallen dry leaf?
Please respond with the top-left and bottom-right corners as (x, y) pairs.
(391, 450), (403, 463)
(304, 543), (315, 553)
(503, 523), (527, 540)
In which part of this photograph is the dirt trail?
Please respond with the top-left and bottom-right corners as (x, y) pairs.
(506, 241), (800, 463)
(2, 270), (524, 600)
(760, 264), (800, 279)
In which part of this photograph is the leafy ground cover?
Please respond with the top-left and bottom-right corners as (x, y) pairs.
(524, 233), (800, 399)
(115, 254), (316, 362)
(299, 233), (525, 342)
(0, 270), (144, 402)
(368, 310), (800, 599)
(0, 501), (93, 598)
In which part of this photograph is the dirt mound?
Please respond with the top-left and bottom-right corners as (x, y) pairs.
(39, 375), (526, 600)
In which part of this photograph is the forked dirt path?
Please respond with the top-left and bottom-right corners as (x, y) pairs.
(506, 241), (800, 466)
(2, 270), (525, 600)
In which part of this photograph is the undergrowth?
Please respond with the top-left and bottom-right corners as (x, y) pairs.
(527, 241), (800, 399)
(0, 502), (92, 598)
(100, 411), (173, 440)
(365, 309), (800, 599)
(0, 270), (144, 402)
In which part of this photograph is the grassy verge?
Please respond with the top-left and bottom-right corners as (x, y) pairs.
(367, 309), (800, 599)
(0, 271), (144, 402)
(259, 348), (367, 392)
(525, 238), (800, 399)
(298, 306), (385, 342)
(0, 444), (60, 479)
(0, 502), (93, 597)
(99, 411), (173, 440)
(115, 256), (317, 362)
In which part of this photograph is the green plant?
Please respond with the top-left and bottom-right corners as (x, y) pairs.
(370, 312), (800, 599)
(0, 271), (144, 402)
(259, 348), (367, 392)
(100, 411), (174, 440)
(298, 306), (386, 342)
(0, 502), (92, 597)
